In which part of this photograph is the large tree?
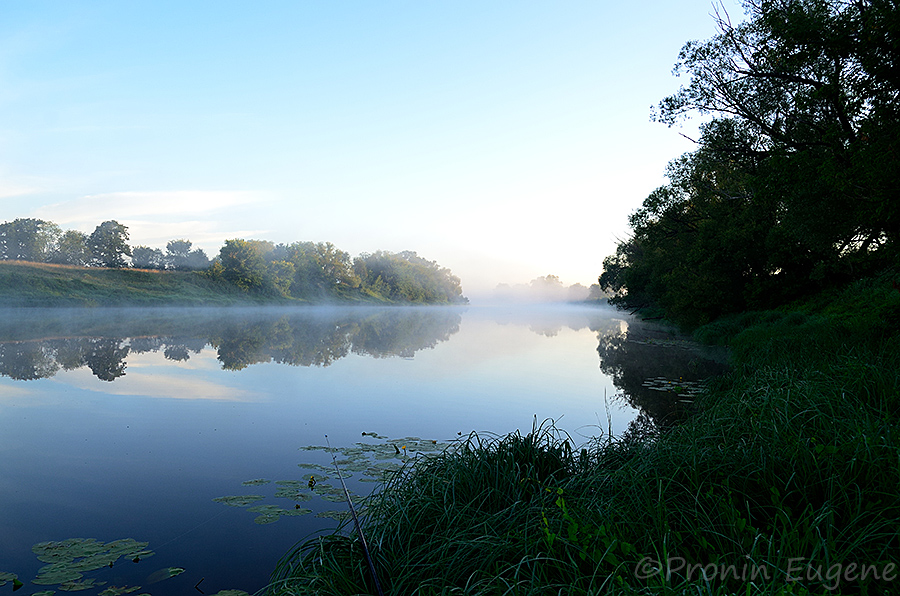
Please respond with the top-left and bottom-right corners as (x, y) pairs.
(89, 220), (132, 268)
(603, 0), (899, 326)
(215, 239), (274, 292)
(656, 0), (899, 268)
(0, 218), (61, 262)
(132, 245), (166, 269)
(51, 230), (91, 266)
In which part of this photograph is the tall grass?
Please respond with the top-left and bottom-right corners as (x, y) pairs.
(268, 276), (900, 595)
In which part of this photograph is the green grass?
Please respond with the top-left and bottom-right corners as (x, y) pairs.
(266, 275), (900, 595)
(0, 260), (299, 307)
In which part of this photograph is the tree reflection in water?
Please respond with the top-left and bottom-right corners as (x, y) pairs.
(0, 307), (463, 381)
(596, 318), (728, 435)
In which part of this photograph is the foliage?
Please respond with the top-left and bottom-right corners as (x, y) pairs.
(51, 230), (92, 266)
(0, 218), (61, 262)
(272, 241), (360, 299)
(89, 220), (132, 268)
(603, 0), (900, 327)
(0, 216), (465, 304)
(214, 239), (275, 292)
(132, 245), (166, 269)
(354, 250), (467, 304)
(166, 238), (210, 270)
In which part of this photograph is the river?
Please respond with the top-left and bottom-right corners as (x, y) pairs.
(0, 304), (725, 595)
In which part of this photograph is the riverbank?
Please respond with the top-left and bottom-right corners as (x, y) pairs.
(0, 261), (392, 307)
(268, 274), (900, 595)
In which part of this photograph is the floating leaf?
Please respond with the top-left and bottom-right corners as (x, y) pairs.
(146, 567), (185, 584)
(33, 565), (83, 585)
(212, 495), (265, 507)
(296, 463), (331, 472)
(59, 578), (103, 591)
(274, 486), (312, 501)
(241, 479), (270, 486)
(98, 586), (141, 596)
(0, 572), (17, 587)
(316, 510), (352, 521)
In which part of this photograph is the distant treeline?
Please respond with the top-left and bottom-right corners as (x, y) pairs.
(0, 218), (467, 304)
(494, 274), (606, 303)
(599, 1), (899, 327)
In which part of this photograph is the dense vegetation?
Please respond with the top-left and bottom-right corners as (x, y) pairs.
(0, 220), (466, 305)
(269, 1), (899, 594)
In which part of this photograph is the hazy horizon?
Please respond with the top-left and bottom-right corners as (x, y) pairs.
(0, 1), (744, 295)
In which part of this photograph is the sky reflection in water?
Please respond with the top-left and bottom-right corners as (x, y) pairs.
(0, 305), (724, 595)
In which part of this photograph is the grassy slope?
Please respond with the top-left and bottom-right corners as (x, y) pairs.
(0, 260), (298, 307)
(269, 274), (900, 596)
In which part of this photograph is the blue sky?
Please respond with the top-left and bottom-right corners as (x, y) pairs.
(0, 0), (743, 297)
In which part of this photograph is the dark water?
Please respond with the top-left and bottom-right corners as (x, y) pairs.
(0, 305), (726, 595)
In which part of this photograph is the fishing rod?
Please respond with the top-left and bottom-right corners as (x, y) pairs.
(324, 434), (385, 596)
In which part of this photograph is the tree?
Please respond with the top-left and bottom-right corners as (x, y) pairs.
(215, 239), (274, 292)
(89, 221), (131, 268)
(166, 239), (193, 270)
(354, 250), (466, 304)
(0, 218), (61, 262)
(51, 230), (91, 266)
(655, 0), (899, 274)
(132, 245), (166, 269)
(184, 248), (210, 270)
(603, 0), (900, 327)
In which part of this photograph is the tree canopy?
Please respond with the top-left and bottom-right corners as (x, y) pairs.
(602, 0), (899, 327)
(88, 221), (132, 268)
(209, 242), (467, 304)
(0, 215), (467, 304)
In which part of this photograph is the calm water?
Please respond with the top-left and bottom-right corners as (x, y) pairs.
(0, 305), (725, 595)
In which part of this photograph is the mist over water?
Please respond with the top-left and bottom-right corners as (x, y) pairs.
(0, 304), (725, 595)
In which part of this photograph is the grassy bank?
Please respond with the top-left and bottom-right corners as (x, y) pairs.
(0, 260), (274, 307)
(267, 275), (900, 595)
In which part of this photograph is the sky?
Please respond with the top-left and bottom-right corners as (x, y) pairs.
(0, 0), (744, 299)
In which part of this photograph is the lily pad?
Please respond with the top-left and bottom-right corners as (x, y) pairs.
(316, 510), (352, 521)
(0, 572), (17, 587)
(146, 567), (185, 583)
(274, 486), (312, 501)
(59, 578), (103, 591)
(241, 478), (270, 486)
(33, 565), (83, 585)
(296, 463), (331, 473)
(98, 587), (141, 596)
(213, 495), (265, 507)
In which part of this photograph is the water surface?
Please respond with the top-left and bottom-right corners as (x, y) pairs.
(0, 305), (725, 595)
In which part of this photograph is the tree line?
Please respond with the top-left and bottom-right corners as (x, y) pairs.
(599, 0), (898, 327)
(0, 217), (467, 304)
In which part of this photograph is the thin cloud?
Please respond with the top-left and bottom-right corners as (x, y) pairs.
(34, 190), (266, 226)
